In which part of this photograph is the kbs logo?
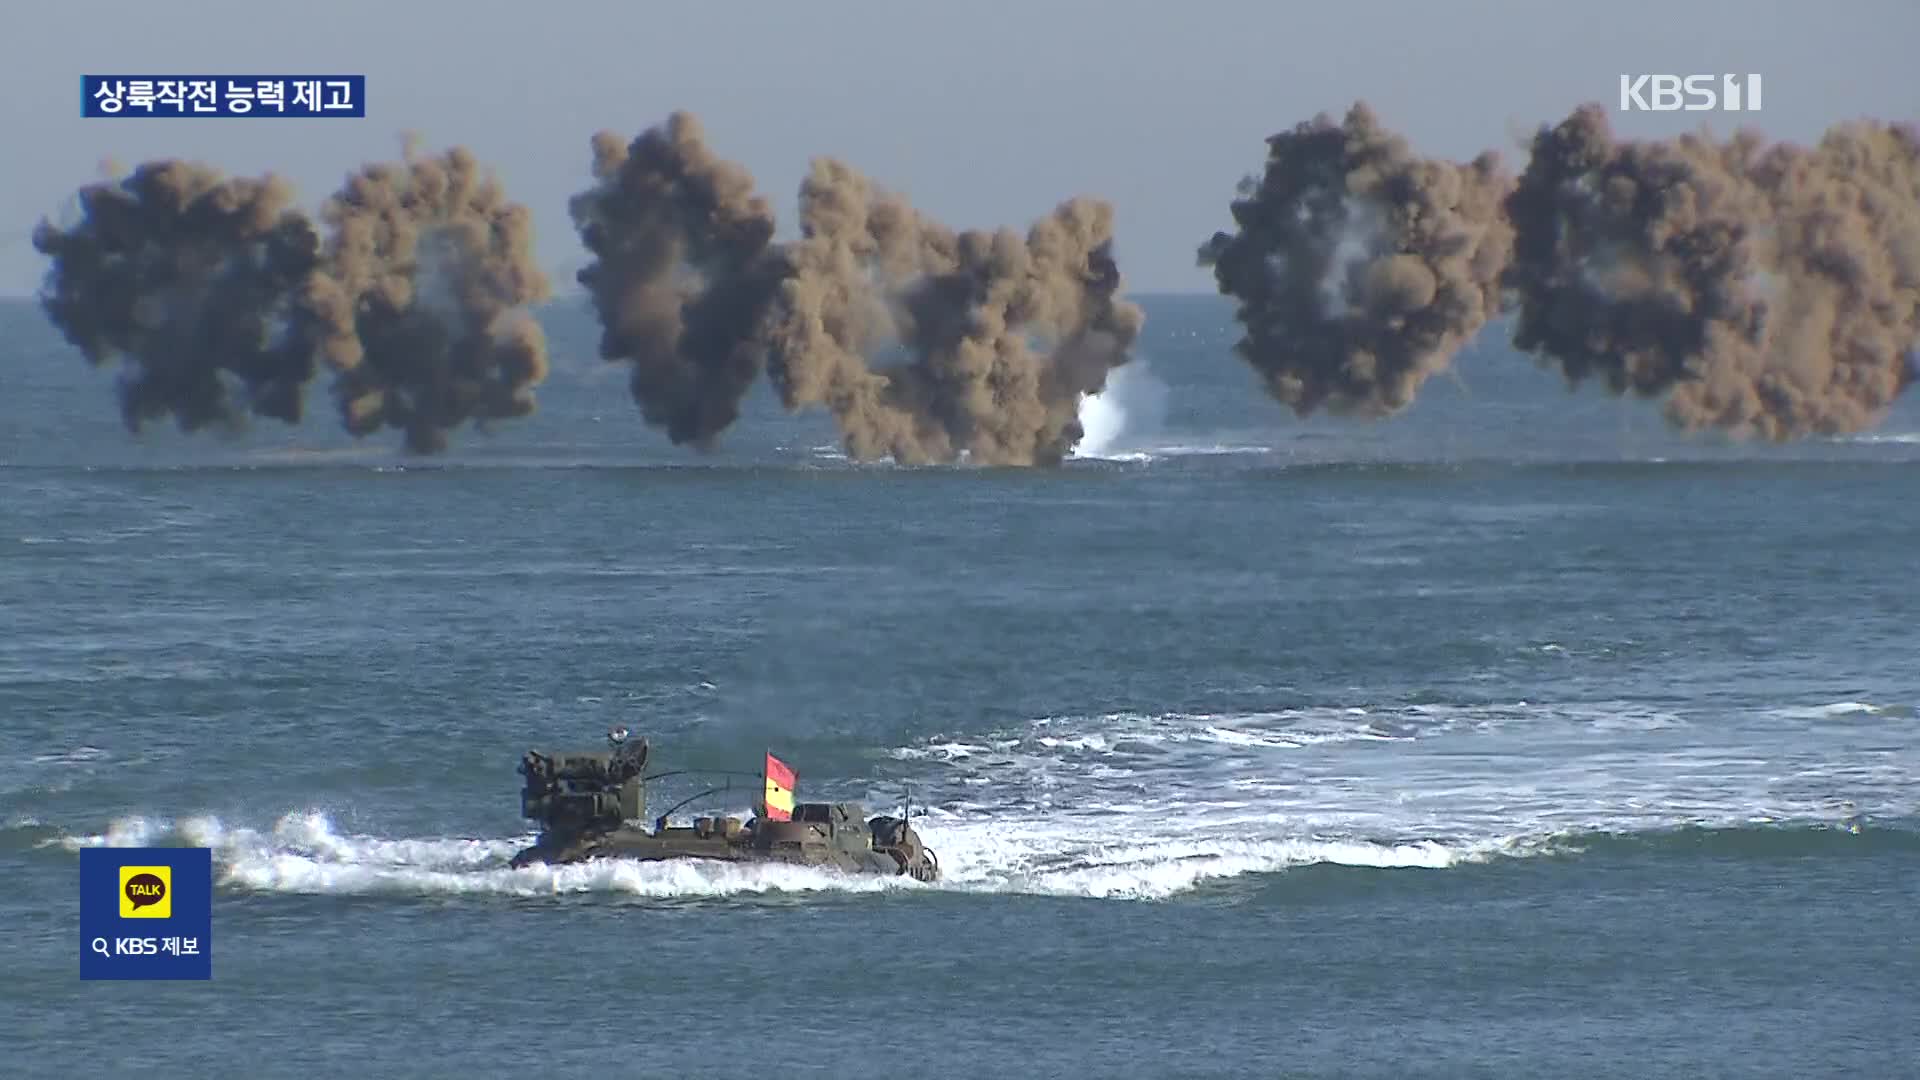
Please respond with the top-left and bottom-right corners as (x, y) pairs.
(1618, 74), (1762, 112)
(119, 865), (171, 918)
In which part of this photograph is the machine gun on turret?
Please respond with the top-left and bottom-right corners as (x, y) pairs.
(517, 726), (651, 838)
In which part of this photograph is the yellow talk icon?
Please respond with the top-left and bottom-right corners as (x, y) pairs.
(119, 865), (171, 919)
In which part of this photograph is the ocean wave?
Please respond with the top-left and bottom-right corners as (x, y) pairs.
(1761, 700), (1915, 720)
(1067, 442), (1275, 464)
(1532, 820), (1919, 859)
(931, 832), (1506, 900)
(1838, 432), (1920, 444)
(887, 701), (1688, 777)
(1147, 443), (1274, 457)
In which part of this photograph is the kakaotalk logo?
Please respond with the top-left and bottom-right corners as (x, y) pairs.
(1619, 74), (1763, 112)
(119, 865), (171, 918)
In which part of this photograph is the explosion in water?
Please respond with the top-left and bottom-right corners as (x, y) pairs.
(570, 113), (1146, 465)
(766, 158), (1145, 466)
(567, 112), (785, 448)
(30, 160), (322, 434)
(1504, 104), (1920, 439)
(297, 141), (553, 454)
(1198, 102), (1514, 419)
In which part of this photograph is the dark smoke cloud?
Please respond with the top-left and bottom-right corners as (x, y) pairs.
(299, 141), (553, 454)
(30, 161), (322, 434)
(1198, 102), (1514, 418)
(766, 158), (1145, 466)
(1504, 104), (1920, 439)
(569, 113), (1146, 465)
(567, 112), (784, 448)
(34, 146), (550, 455)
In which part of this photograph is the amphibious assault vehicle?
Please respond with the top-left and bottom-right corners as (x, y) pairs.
(508, 727), (940, 882)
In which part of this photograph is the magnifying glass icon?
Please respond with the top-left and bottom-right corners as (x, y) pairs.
(90, 937), (110, 957)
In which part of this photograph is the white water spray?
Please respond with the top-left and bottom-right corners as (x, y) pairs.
(1073, 358), (1169, 459)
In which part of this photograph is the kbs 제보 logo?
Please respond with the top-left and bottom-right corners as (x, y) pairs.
(80, 847), (212, 980)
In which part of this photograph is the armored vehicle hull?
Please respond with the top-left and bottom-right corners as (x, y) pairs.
(508, 731), (940, 883)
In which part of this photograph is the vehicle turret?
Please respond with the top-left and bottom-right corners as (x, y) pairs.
(517, 727), (649, 841)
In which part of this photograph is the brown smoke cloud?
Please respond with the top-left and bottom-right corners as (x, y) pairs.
(1198, 102), (1515, 419)
(298, 141), (553, 454)
(1503, 104), (1920, 439)
(757, 158), (952, 462)
(567, 112), (784, 448)
(568, 114), (1145, 465)
(765, 159), (1145, 465)
(30, 160), (322, 434)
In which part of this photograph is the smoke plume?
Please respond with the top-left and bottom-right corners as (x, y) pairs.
(1198, 102), (1514, 419)
(766, 158), (1146, 465)
(30, 161), (322, 434)
(567, 112), (784, 448)
(569, 113), (1146, 465)
(298, 141), (553, 454)
(1504, 104), (1920, 438)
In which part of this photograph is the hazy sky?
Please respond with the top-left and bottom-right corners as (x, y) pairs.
(4, 0), (1915, 295)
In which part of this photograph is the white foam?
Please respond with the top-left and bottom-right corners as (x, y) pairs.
(883, 700), (1918, 880)
(56, 809), (919, 900)
(1141, 442), (1272, 458)
(888, 741), (993, 761)
(1839, 432), (1920, 444)
(1763, 701), (1898, 720)
(923, 820), (1509, 901)
(37, 696), (1918, 905)
(1812, 701), (1882, 716)
(44, 806), (1518, 905)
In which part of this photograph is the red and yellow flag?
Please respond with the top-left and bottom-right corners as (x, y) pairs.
(762, 751), (796, 822)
